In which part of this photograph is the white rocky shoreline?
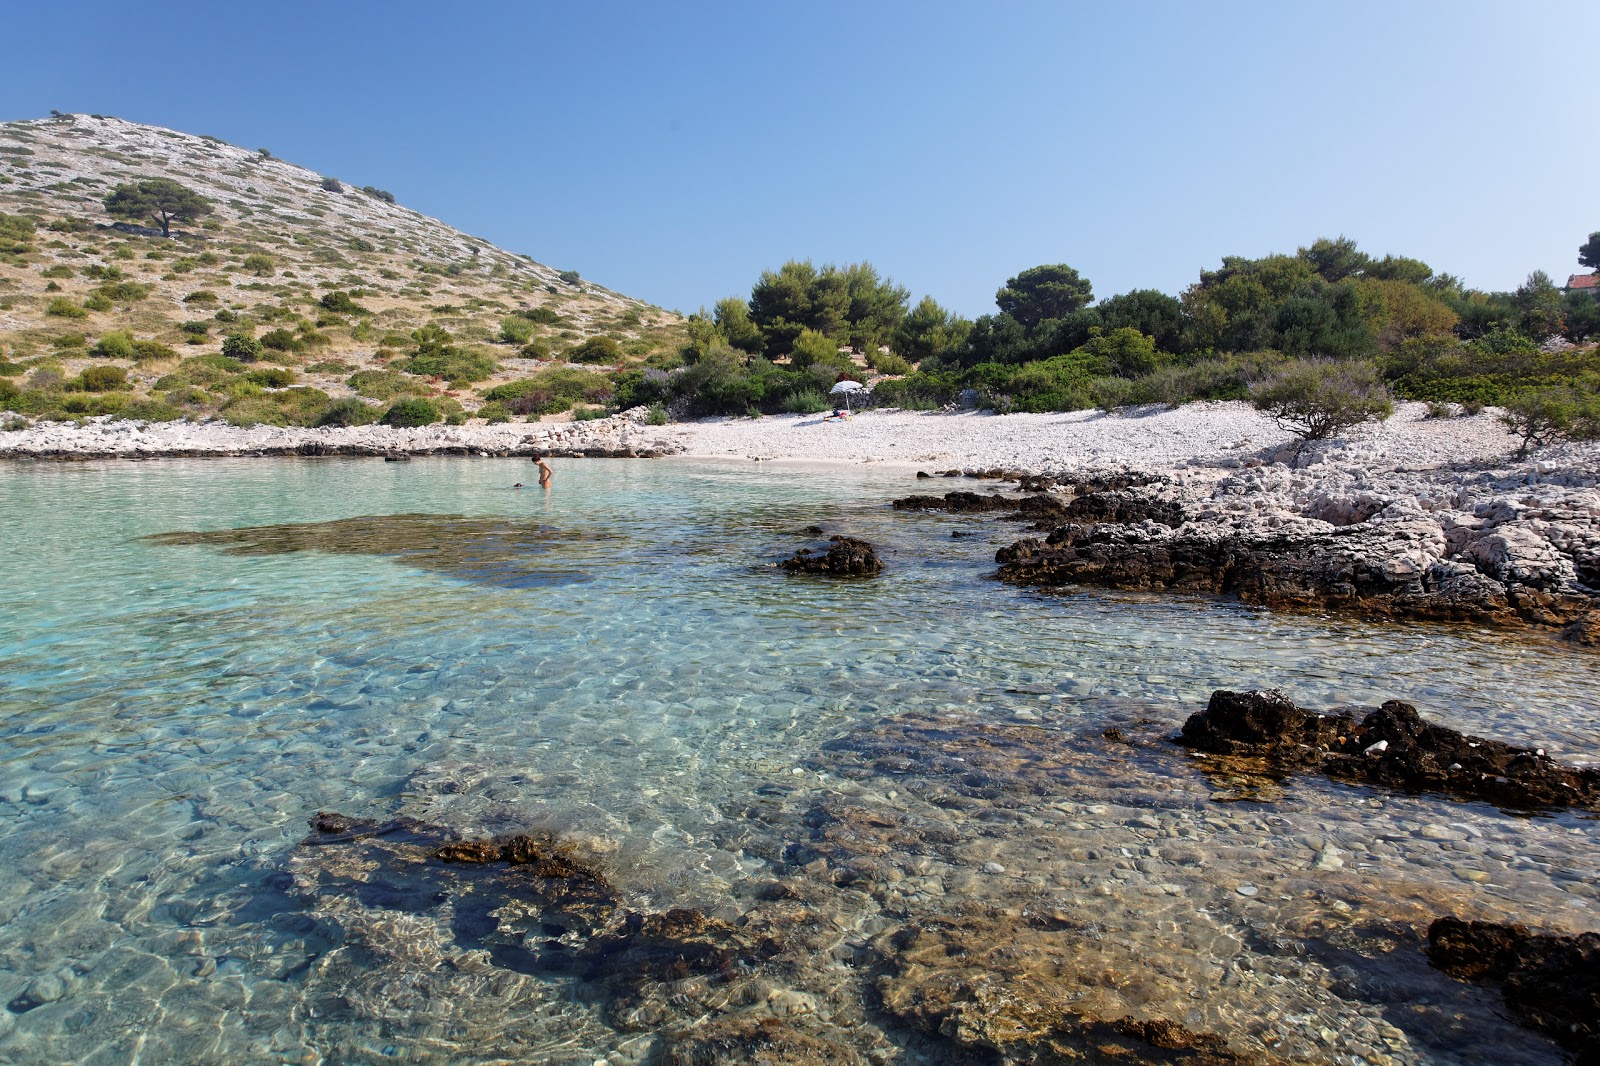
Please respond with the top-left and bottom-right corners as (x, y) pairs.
(6, 401), (1598, 644)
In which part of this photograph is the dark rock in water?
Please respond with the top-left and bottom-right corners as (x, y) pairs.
(1062, 490), (1186, 528)
(915, 470), (931, 479)
(1564, 611), (1600, 646)
(893, 491), (1071, 527)
(1178, 690), (1600, 811)
(1428, 916), (1600, 1064)
(778, 535), (882, 576)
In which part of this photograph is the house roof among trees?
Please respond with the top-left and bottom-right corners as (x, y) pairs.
(1566, 274), (1599, 290)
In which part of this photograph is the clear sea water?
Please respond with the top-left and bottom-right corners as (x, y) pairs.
(1, 457), (1596, 1064)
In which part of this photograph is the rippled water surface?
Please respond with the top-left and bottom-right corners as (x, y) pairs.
(1, 457), (1596, 1065)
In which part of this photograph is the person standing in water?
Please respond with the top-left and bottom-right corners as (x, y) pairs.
(531, 454), (553, 488)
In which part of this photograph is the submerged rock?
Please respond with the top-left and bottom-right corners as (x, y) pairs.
(1178, 690), (1600, 811)
(1427, 916), (1600, 1064)
(778, 535), (883, 576)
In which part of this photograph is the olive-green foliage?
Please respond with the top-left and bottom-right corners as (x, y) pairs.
(40, 264), (73, 279)
(305, 360), (355, 374)
(484, 367), (613, 416)
(260, 328), (299, 352)
(746, 260), (909, 356)
(572, 405), (608, 422)
(346, 370), (411, 400)
(111, 398), (183, 423)
(221, 332), (263, 362)
(500, 316), (535, 345)
(399, 324), (498, 385)
(221, 387), (331, 427)
(77, 365), (127, 392)
(871, 371), (964, 410)
(132, 339), (177, 362)
(1252, 359), (1394, 442)
(319, 291), (368, 315)
(382, 397), (440, 427)
(645, 402), (668, 425)
(102, 178), (214, 237)
(519, 338), (552, 359)
(516, 306), (561, 325)
(782, 388), (830, 414)
(316, 397), (380, 427)
(183, 290), (219, 305)
(567, 335), (622, 364)
(787, 329), (840, 370)
(1500, 380), (1600, 457)
(154, 354), (244, 393)
(0, 211), (37, 259)
(245, 368), (296, 387)
(242, 253), (275, 276)
(46, 297), (87, 319)
(91, 329), (135, 359)
(1381, 334), (1600, 408)
(866, 351), (912, 376)
(477, 400), (511, 423)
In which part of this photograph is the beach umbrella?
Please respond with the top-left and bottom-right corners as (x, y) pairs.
(829, 379), (865, 413)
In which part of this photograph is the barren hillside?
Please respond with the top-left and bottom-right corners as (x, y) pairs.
(0, 113), (685, 426)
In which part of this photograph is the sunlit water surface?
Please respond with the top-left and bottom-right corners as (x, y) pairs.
(1, 458), (1596, 1064)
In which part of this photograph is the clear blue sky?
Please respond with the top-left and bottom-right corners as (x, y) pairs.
(3, 1), (1596, 318)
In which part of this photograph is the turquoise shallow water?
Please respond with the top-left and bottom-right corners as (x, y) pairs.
(1, 457), (1597, 1064)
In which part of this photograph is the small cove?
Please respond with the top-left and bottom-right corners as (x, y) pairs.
(1, 457), (1597, 1064)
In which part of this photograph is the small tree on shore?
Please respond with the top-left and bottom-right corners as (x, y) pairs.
(102, 179), (214, 237)
(1500, 383), (1600, 458)
(1252, 359), (1393, 444)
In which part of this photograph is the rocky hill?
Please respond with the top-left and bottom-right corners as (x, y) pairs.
(0, 113), (685, 427)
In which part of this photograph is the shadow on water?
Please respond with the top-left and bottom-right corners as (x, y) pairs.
(146, 513), (612, 589)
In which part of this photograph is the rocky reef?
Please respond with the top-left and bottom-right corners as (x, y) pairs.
(1428, 916), (1600, 1065)
(935, 454), (1600, 641)
(1179, 690), (1600, 811)
(777, 535), (883, 576)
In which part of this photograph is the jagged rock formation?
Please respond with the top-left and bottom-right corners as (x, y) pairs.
(1178, 689), (1600, 810)
(778, 535), (883, 576)
(970, 461), (1600, 639)
(1428, 916), (1600, 1065)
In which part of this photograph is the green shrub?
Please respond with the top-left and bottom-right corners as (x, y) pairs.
(46, 297), (88, 319)
(40, 264), (73, 279)
(782, 388), (830, 414)
(316, 397), (379, 426)
(1252, 359), (1394, 442)
(133, 340), (178, 362)
(180, 320), (210, 338)
(320, 176), (343, 193)
(242, 253), (274, 276)
(82, 291), (113, 312)
(245, 367), (296, 387)
(484, 367), (611, 416)
(305, 360), (355, 374)
(567, 336), (623, 364)
(184, 290), (219, 305)
(1500, 381), (1600, 457)
(399, 328), (498, 385)
(572, 405), (608, 421)
(78, 365), (127, 392)
(0, 211), (37, 258)
(871, 370), (963, 411)
(92, 281), (153, 305)
(51, 333), (87, 351)
(518, 306), (561, 325)
(500, 316), (535, 345)
(347, 369), (410, 400)
(319, 291), (368, 315)
(558, 269), (581, 285)
(221, 332), (263, 362)
(382, 397), (440, 427)
(519, 338), (552, 359)
(260, 328), (299, 352)
(645, 402), (668, 425)
(113, 399), (182, 422)
(867, 351), (912, 376)
(477, 400), (511, 423)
